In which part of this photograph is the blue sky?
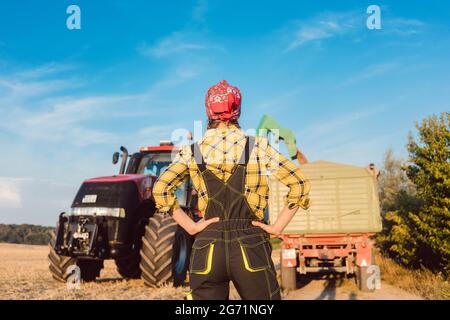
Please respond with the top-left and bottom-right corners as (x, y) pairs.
(0, 0), (449, 225)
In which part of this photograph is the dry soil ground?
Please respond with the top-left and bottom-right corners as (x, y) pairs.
(0, 243), (422, 300)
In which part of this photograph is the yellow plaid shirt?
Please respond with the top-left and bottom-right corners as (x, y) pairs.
(153, 125), (310, 219)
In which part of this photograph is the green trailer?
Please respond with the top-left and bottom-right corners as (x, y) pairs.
(258, 114), (383, 292)
(268, 160), (382, 292)
(269, 160), (382, 234)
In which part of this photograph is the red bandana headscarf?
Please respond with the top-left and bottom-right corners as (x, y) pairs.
(205, 80), (241, 122)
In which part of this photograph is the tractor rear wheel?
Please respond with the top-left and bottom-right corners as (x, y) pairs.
(140, 213), (177, 287)
(115, 252), (141, 279)
(48, 245), (103, 282)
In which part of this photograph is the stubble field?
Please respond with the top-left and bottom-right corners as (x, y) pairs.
(0, 243), (422, 300)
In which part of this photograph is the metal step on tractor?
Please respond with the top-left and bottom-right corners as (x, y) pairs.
(48, 141), (198, 287)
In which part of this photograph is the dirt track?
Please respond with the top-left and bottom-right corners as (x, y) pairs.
(0, 243), (422, 300)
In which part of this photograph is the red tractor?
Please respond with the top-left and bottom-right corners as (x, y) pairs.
(48, 141), (198, 287)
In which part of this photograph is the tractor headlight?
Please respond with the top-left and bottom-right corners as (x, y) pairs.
(71, 207), (125, 218)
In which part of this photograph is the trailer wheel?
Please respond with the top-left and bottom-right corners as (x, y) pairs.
(280, 252), (297, 291)
(48, 244), (103, 282)
(115, 252), (141, 279)
(140, 213), (177, 287)
(356, 266), (375, 292)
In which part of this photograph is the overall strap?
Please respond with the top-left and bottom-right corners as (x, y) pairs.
(190, 136), (256, 173)
(191, 142), (207, 172)
(238, 136), (255, 166)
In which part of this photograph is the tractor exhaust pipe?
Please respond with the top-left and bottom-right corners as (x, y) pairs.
(119, 146), (128, 174)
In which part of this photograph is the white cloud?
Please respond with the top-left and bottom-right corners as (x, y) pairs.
(0, 62), (78, 102)
(0, 177), (77, 225)
(152, 63), (204, 89)
(138, 125), (174, 138)
(0, 177), (30, 209)
(0, 77), (74, 98)
(283, 12), (426, 52)
(386, 18), (426, 36)
(284, 12), (361, 52)
(299, 107), (385, 139)
(289, 27), (332, 49)
(15, 62), (76, 79)
(0, 94), (122, 146)
(137, 125), (184, 147)
(138, 32), (207, 58)
(0, 60), (205, 148)
(341, 63), (398, 87)
(255, 86), (304, 111)
(310, 133), (393, 167)
(137, 0), (221, 60)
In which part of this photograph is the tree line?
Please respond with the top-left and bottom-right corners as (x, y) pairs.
(0, 224), (53, 245)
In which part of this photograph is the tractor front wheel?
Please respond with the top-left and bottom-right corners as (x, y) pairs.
(48, 245), (103, 282)
(115, 252), (141, 279)
(140, 213), (178, 287)
(48, 244), (77, 282)
(76, 259), (104, 282)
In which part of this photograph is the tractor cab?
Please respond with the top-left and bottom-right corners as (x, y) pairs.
(115, 141), (193, 209)
(112, 141), (177, 175)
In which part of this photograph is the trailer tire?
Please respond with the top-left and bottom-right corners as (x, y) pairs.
(356, 266), (375, 292)
(140, 213), (177, 288)
(280, 252), (297, 291)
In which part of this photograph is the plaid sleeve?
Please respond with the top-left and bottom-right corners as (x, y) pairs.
(264, 140), (311, 210)
(153, 146), (191, 214)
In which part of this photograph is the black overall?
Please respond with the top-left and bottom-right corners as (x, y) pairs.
(188, 137), (281, 300)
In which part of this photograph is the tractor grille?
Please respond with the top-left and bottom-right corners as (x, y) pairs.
(71, 181), (140, 215)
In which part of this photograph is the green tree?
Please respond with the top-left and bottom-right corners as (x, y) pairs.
(378, 148), (415, 214)
(406, 112), (450, 272)
(377, 112), (449, 273)
(377, 149), (421, 265)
